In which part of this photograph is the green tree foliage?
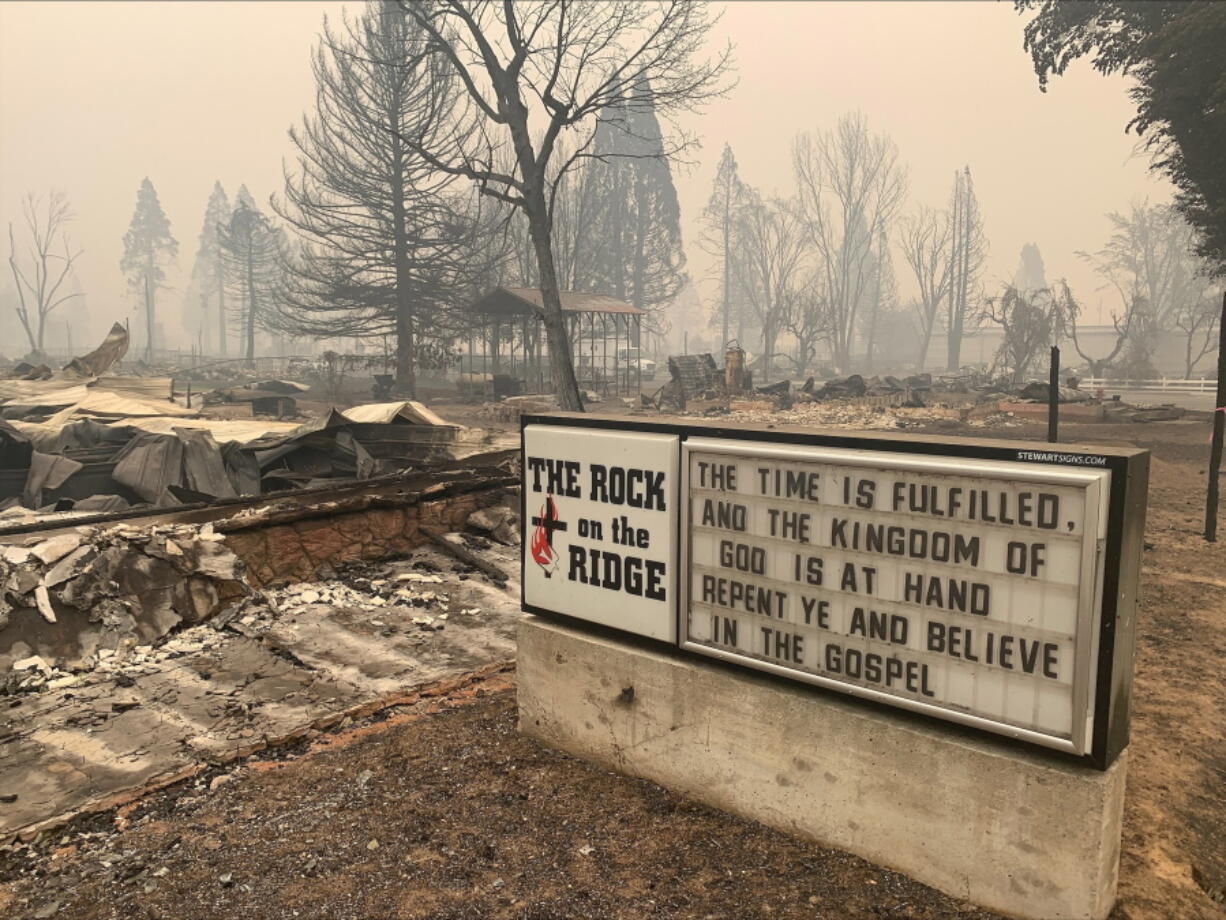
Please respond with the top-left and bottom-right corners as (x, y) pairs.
(1016, 1), (1226, 274)
(120, 178), (178, 361)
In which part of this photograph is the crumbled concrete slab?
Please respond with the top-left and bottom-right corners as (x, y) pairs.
(0, 544), (521, 840)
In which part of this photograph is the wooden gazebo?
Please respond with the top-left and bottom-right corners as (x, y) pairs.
(459, 286), (645, 396)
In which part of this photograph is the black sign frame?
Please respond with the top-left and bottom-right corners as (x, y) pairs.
(520, 413), (1148, 770)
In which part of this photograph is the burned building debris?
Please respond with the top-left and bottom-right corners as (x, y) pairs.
(0, 391), (469, 519)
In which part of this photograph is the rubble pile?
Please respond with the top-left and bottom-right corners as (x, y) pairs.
(2, 545), (498, 694)
(0, 399), (465, 521)
(723, 400), (1022, 430)
(252, 568), (474, 635)
(797, 373), (933, 402)
(636, 354), (1181, 429)
(0, 521), (248, 675)
(1, 493), (519, 684)
(177, 357), (314, 385)
(200, 379), (311, 417)
(0, 326), (473, 520)
(9, 628), (223, 695)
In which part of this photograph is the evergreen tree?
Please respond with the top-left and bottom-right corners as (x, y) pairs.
(234, 184), (256, 212)
(575, 86), (688, 337)
(120, 178), (178, 360)
(1013, 243), (1048, 293)
(272, 2), (482, 393)
(701, 144), (747, 347)
(185, 181), (230, 356)
(219, 199), (281, 365)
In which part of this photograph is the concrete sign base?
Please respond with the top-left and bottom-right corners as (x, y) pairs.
(517, 616), (1126, 920)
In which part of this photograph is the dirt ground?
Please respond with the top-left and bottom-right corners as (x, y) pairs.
(2, 412), (1223, 920)
(3, 678), (1007, 920)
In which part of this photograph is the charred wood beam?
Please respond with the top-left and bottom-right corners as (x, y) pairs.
(0, 450), (520, 540)
(418, 526), (510, 584)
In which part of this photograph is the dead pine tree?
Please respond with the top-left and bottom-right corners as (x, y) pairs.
(701, 143), (747, 348)
(218, 201), (282, 367)
(945, 166), (988, 371)
(272, 2), (486, 397)
(397, 0), (734, 411)
(185, 181), (231, 358)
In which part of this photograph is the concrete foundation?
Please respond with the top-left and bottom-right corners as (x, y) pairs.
(517, 616), (1126, 920)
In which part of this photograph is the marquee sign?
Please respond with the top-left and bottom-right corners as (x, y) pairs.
(522, 416), (1147, 768)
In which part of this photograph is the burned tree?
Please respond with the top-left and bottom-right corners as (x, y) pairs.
(273, 2), (481, 395)
(120, 178), (177, 361)
(1083, 202), (1210, 328)
(218, 201), (282, 365)
(899, 205), (953, 371)
(734, 192), (807, 384)
(1172, 292), (1221, 378)
(784, 272), (831, 379)
(701, 143), (747, 347)
(1068, 305), (1134, 378)
(7, 191), (83, 354)
(1077, 202), (1216, 377)
(793, 112), (907, 371)
(858, 229), (896, 375)
(985, 282), (1075, 384)
(945, 167), (988, 370)
(398, 0), (733, 410)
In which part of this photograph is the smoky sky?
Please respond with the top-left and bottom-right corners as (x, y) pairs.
(0, 0), (1170, 350)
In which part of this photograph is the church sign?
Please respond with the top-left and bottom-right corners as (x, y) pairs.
(522, 415), (1148, 769)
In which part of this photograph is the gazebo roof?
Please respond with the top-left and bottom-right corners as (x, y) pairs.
(466, 286), (644, 317)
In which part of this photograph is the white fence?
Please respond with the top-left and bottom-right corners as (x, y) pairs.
(1081, 377), (1218, 393)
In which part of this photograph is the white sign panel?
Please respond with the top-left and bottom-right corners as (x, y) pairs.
(523, 425), (678, 641)
(681, 438), (1110, 754)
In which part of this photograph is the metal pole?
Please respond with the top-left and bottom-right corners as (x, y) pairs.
(1204, 291), (1225, 541)
(1048, 345), (1060, 442)
(635, 315), (641, 393)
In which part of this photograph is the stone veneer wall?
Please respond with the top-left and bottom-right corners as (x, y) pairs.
(222, 488), (515, 587)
